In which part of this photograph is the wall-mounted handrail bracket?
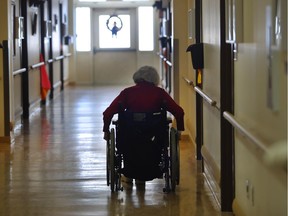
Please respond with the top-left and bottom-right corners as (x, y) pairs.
(183, 77), (219, 110)
(182, 77), (195, 87)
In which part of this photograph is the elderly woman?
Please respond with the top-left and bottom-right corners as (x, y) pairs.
(103, 65), (185, 140)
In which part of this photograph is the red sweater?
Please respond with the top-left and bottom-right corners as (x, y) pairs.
(103, 82), (185, 132)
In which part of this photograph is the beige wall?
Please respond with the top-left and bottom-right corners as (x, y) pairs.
(173, 0), (197, 141)
(233, 0), (287, 215)
(74, 50), (158, 86)
(184, 0), (197, 141)
(176, 0), (287, 215)
(202, 0), (221, 169)
(93, 51), (137, 85)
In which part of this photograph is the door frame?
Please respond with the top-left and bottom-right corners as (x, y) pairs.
(195, 0), (203, 161)
(195, 0), (235, 211)
(220, 0), (235, 211)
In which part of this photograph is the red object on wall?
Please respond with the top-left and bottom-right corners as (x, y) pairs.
(40, 54), (51, 100)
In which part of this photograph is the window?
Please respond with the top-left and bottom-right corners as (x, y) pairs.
(76, 7), (91, 51)
(99, 15), (131, 49)
(138, 6), (154, 51)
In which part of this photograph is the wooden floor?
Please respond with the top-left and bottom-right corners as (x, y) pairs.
(0, 85), (231, 216)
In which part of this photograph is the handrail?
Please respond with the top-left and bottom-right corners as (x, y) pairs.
(183, 77), (219, 109)
(157, 52), (172, 67)
(47, 59), (54, 63)
(223, 111), (269, 153)
(54, 55), (64, 61)
(182, 77), (195, 87)
(53, 81), (62, 89)
(13, 68), (26, 76)
(194, 86), (217, 107)
(31, 62), (45, 69)
(64, 53), (72, 57)
(165, 60), (172, 67)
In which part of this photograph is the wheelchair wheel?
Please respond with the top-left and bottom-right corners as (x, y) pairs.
(106, 139), (110, 187)
(170, 127), (180, 191)
(110, 128), (116, 192)
(106, 128), (123, 192)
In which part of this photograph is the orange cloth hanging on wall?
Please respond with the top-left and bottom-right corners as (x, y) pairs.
(40, 54), (51, 100)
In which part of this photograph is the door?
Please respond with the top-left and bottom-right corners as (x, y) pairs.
(92, 8), (137, 85)
(75, 6), (156, 85)
(196, 0), (235, 211)
(11, 0), (24, 123)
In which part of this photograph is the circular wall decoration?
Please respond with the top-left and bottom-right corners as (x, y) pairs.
(106, 15), (123, 37)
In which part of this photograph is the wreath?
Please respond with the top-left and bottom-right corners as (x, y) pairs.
(106, 15), (123, 37)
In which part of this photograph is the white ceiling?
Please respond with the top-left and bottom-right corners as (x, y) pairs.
(74, 0), (155, 8)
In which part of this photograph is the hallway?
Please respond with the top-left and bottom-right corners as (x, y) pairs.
(0, 86), (229, 216)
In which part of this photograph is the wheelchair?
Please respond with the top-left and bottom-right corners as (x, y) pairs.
(106, 109), (180, 193)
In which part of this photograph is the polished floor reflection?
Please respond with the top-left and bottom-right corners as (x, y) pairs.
(0, 86), (231, 216)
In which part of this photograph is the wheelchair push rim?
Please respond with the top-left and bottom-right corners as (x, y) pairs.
(106, 139), (110, 187)
(110, 128), (116, 192)
(107, 128), (122, 192)
(170, 127), (180, 191)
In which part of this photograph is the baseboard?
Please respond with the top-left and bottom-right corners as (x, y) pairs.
(232, 199), (246, 216)
(68, 81), (76, 86)
(201, 145), (221, 209)
(181, 134), (222, 209)
(63, 79), (70, 86)
(29, 98), (42, 114)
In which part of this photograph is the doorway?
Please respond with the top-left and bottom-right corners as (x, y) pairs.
(91, 8), (137, 85)
(74, 6), (157, 85)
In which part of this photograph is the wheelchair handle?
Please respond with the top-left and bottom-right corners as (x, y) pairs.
(112, 117), (172, 125)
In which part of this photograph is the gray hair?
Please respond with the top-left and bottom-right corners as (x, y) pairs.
(133, 66), (160, 86)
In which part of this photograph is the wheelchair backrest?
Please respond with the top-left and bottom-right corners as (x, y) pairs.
(116, 109), (170, 150)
